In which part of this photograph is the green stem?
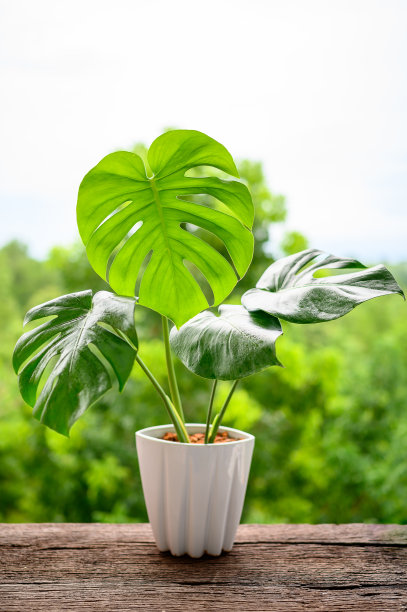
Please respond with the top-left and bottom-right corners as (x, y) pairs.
(208, 380), (239, 443)
(204, 380), (218, 444)
(135, 354), (190, 443)
(162, 316), (184, 422)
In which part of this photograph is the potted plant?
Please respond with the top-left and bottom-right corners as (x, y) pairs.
(13, 130), (404, 557)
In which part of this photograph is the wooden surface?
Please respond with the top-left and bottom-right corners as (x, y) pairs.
(1, 523), (407, 611)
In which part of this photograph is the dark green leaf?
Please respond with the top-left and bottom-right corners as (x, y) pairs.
(77, 130), (254, 327)
(13, 290), (137, 435)
(242, 249), (405, 323)
(170, 305), (282, 380)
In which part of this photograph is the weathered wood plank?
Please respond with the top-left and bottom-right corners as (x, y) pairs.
(1, 524), (407, 611)
(2, 522), (407, 546)
(236, 523), (407, 545)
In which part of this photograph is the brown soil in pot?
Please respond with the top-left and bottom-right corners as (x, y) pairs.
(162, 431), (241, 444)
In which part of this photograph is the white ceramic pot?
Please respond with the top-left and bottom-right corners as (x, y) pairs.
(136, 423), (254, 557)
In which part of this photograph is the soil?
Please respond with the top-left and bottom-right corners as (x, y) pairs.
(162, 431), (241, 444)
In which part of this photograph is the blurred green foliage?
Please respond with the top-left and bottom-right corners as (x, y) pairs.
(1, 158), (406, 524)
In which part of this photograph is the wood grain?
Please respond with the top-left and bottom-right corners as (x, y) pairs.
(1, 523), (407, 611)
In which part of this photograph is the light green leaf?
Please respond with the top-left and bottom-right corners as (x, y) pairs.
(170, 305), (282, 380)
(13, 290), (137, 435)
(77, 130), (254, 327)
(242, 249), (405, 324)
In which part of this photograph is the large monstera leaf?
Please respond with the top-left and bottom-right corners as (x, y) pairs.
(170, 305), (283, 380)
(242, 249), (404, 323)
(13, 290), (137, 435)
(77, 130), (254, 327)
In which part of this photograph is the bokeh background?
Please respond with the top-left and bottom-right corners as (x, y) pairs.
(1, 0), (406, 523)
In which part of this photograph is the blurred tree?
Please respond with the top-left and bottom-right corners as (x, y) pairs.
(46, 243), (108, 294)
(0, 147), (405, 526)
(0, 241), (59, 314)
(280, 230), (309, 256)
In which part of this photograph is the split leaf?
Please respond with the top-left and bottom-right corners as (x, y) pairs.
(13, 290), (137, 435)
(242, 249), (404, 323)
(77, 130), (254, 327)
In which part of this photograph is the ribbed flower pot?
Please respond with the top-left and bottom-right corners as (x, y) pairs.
(136, 423), (255, 557)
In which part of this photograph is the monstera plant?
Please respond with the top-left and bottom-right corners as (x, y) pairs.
(13, 130), (404, 444)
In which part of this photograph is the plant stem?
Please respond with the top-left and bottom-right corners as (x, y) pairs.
(161, 316), (185, 422)
(208, 380), (239, 443)
(135, 354), (190, 443)
(204, 380), (218, 444)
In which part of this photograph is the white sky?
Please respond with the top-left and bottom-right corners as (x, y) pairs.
(1, 0), (406, 262)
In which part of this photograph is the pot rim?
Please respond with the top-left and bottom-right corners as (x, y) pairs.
(135, 423), (254, 447)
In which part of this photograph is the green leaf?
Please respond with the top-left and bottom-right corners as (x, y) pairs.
(13, 290), (137, 435)
(242, 249), (405, 324)
(77, 130), (254, 327)
(170, 305), (283, 380)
